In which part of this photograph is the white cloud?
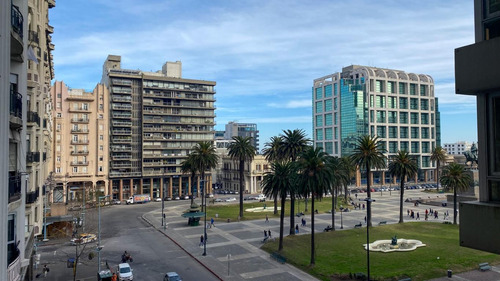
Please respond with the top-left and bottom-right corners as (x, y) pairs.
(267, 99), (311, 109)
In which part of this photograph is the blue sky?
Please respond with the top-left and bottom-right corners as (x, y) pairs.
(51, 0), (477, 150)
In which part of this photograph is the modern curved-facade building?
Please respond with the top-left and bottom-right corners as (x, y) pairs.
(313, 65), (441, 186)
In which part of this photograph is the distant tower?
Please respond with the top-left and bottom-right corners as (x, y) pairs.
(224, 122), (259, 151)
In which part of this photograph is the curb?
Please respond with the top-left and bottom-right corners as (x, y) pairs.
(141, 214), (224, 281)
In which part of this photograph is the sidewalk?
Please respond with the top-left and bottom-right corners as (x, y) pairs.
(142, 206), (319, 281)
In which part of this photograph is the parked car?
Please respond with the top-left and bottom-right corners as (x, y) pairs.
(225, 197), (237, 202)
(154, 197), (162, 202)
(215, 198), (224, 202)
(117, 263), (133, 281)
(112, 199), (121, 205)
(71, 233), (97, 245)
(205, 193), (214, 198)
(164, 272), (182, 281)
(164, 196), (172, 201)
(173, 196), (180, 200)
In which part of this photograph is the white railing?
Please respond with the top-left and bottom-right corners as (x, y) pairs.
(8, 255), (21, 281)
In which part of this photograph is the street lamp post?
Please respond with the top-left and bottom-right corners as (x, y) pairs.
(201, 179), (207, 256)
(364, 198), (375, 281)
(98, 195), (110, 273)
(340, 205), (343, 229)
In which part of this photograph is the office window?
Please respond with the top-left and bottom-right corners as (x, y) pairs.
(400, 141), (409, 152)
(388, 81), (395, 94)
(316, 129), (323, 140)
(431, 113), (435, 125)
(410, 83), (417, 95)
(325, 142), (333, 154)
(389, 126), (398, 138)
(388, 111), (397, 123)
(325, 113), (332, 126)
(334, 98), (338, 110)
(334, 113), (338, 125)
(325, 85), (332, 98)
(420, 99), (429, 110)
(410, 98), (419, 110)
(400, 127), (409, 138)
(421, 113), (429, 124)
(375, 80), (384, 93)
(334, 83), (338, 96)
(422, 142), (430, 153)
(411, 127), (420, 139)
(377, 126), (386, 138)
(399, 82), (407, 94)
(420, 85), (427, 96)
(410, 112), (419, 124)
(421, 127), (429, 139)
(389, 141), (398, 153)
(376, 111), (386, 123)
(335, 142), (338, 154)
(334, 127), (338, 139)
(315, 88), (322, 100)
(376, 96), (386, 108)
(370, 110), (374, 123)
(370, 95), (374, 107)
(324, 99), (332, 111)
(399, 97), (408, 109)
(315, 101), (323, 113)
(422, 156), (430, 167)
(411, 141), (420, 153)
(389, 96), (397, 108)
(325, 128), (333, 140)
(315, 115), (323, 127)
(400, 112), (408, 124)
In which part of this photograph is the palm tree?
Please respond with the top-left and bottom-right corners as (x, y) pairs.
(327, 156), (350, 230)
(228, 136), (256, 218)
(261, 162), (295, 251)
(190, 141), (219, 209)
(431, 146), (447, 192)
(350, 135), (386, 227)
(440, 163), (472, 224)
(263, 136), (285, 215)
(340, 156), (356, 202)
(388, 150), (418, 223)
(180, 154), (198, 202)
(281, 129), (310, 235)
(297, 146), (333, 265)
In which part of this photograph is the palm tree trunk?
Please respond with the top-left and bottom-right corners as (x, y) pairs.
(289, 197), (295, 235)
(366, 164), (372, 227)
(344, 184), (348, 202)
(310, 195), (315, 265)
(453, 187), (457, 225)
(399, 180), (405, 223)
(239, 160), (244, 218)
(274, 197), (278, 215)
(279, 193), (285, 251)
(436, 162), (440, 193)
(331, 189), (336, 230)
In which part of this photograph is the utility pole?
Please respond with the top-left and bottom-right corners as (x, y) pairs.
(98, 195), (110, 272)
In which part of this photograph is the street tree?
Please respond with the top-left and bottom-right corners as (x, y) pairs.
(431, 146), (447, 192)
(263, 135), (285, 215)
(190, 141), (219, 211)
(388, 150), (418, 223)
(326, 156), (350, 230)
(228, 136), (256, 218)
(440, 163), (472, 224)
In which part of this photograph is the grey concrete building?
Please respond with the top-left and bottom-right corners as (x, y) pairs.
(224, 122), (260, 151)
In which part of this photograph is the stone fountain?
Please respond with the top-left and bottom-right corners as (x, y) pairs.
(364, 235), (426, 253)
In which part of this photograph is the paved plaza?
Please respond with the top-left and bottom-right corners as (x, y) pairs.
(141, 189), (500, 280)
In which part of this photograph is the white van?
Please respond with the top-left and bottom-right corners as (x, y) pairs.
(117, 263), (133, 280)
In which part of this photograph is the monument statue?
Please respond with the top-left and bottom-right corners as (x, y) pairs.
(463, 143), (478, 168)
(391, 235), (398, 246)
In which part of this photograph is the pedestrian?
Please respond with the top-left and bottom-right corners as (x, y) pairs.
(407, 209), (410, 216)
(364, 216), (367, 223)
(425, 213), (428, 221)
(355, 193), (358, 199)
(425, 209), (428, 215)
(199, 235), (204, 247)
(265, 214), (269, 223)
(111, 273), (117, 281)
(43, 264), (49, 277)
(295, 224), (299, 234)
(417, 212), (420, 220)
(362, 204), (365, 210)
(301, 218), (306, 227)
(264, 230), (268, 238)
(211, 217), (215, 227)
(268, 229), (272, 239)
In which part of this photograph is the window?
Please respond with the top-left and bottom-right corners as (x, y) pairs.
(421, 127), (429, 139)
(56, 167), (61, 173)
(325, 113), (332, 126)
(99, 114), (103, 119)
(315, 115), (323, 127)
(316, 129), (323, 140)
(99, 125), (103, 130)
(389, 126), (398, 138)
(334, 113), (338, 125)
(56, 145), (61, 152)
(411, 127), (420, 139)
(399, 112), (408, 124)
(99, 145), (103, 151)
(410, 113), (419, 124)
(334, 83), (338, 95)
(315, 101), (323, 113)
(421, 113), (429, 124)
(410, 84), (417, 95)
(399, 97), (408, 109)
(422, 142), (430, 153)
(389, 97), (397, 108)
(56, 134), (61, 141)
(57, 156), (61, 162)
(422, 156), (430, 167)
(420, 85), (427, 96)
(400, 141), (409, 152)
(375, 80), (384, 93)
(324, 99), (332, 111)
(431, 113), (435, 125)
(400, 127), (409, 138)
(377, 126), (386, 138)
(325, 85), (332, 98)
(325, 142), (333, 154)
(399, 82), (407, 94)
(56, 113), (61, 118)
(99, 156), (103, 161)
(389, 141), (398, 153)
(57, 102), (61, 109)
(388, 111), (397, 123)
(376, 111), (386, 123)
(56, 124), (61, 131)
(411, 141), (420, 153)
(315, 88), (322, 100)
(370, 95), (374, 107)
(8, 214), (16, 264)
(99, 104), (104, 110)
(100, 135), (104, 141)
(99, 166), (103, 172)
(334, 98), (338, 110)
(325, 128), (333, 140)
(73, 167), (78, 173)
(388, 81), (395, 94)
(72, 135), (78, 142)
(82, 103), (89, 110)
(410, 98), (419, 110)
(376, 96), (386, 108)
(335, 127), (338, 139)
(420, 99), (429, 110)
(57, 93), (62, 98)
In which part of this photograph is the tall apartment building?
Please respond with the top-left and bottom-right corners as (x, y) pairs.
(101, 55), (216, 201)
(313, 65), (441, 185)
(443, 141), (472, 155)
(50, 82), (109, 210)
(224, 122), (260, 151)
(456, 0), (500, 254)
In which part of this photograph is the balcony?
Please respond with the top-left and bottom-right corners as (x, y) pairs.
(11, 4), (24, 61)
(71, 150), (89, 156)
(26, 189), (40, 204)
(71, 118), (89, 123)
(112, 96), (132, 102)
(112, 137), (132, 143)
(26, 151), (40, 164)
(71, 128), (89, 133)
(9, 175), (22, 203)
(67, 92), (94, 101)
(112, 113), (132, 119)
(111, 154), (132, 160)
(27, 111), (41, 126)
(69, 106), (91, 113)
(112, 130), (132, 135)
(70, 161), (89, 166)
(7, 254), (21, 281)
(28, 30), (39, 44)
(48, 0), (56, 8)
(71, 139), (89, 145)
(48, 43), (55, 50)
(112, 104), (132, 110)
(112, 121), (132, 127)
(111, 162), (132, 168)
(46, 23), (54, 34)
(10, 91), (22, 128)
(111, 146), (132, 152)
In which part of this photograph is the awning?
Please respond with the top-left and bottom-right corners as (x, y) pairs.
(181, 212), (205, 218)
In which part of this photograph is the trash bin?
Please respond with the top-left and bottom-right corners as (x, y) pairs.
(447, 269), (452, 278)
(67, 258), (75, 268)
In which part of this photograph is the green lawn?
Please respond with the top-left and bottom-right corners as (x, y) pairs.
(261, 222), (500, 280)
(204, 197), (346, 222)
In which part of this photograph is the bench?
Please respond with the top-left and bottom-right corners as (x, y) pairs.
(354, 223), (362, 228)
(379, 221), (387, 225)
(324, 226), (333, 232)
(479, 262), (491, 271)
(270, 252), (286, 264)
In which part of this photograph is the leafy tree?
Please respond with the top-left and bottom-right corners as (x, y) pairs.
(281, 129), (310, 235)
(440, 163), (472, 224)
(431, 146), (447, 192)
(350, 135), (386, 226)
(263, 136), (285, 215)
(262, 162), (295, 251)
(228, 136), (256, 218)
(388, 150), (418, 223)
(190, 141), (219, 211)
(297, 147), (333, 265)
(327, 156), (350, 229)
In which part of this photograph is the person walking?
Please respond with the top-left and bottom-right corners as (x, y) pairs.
(199, 235), (204, 247)
(265, 214), (269, 223)
(295, 224), (299, 234)
(210, 217), (215, 227)
(43, 265), (49, 277)
(416, 212), (420, 220)
(111, 273), (117, 281)
(264, 230), (268, 238)
(268, 229), (272, 239)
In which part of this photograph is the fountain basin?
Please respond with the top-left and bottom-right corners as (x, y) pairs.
(364, 239), (426, 253)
